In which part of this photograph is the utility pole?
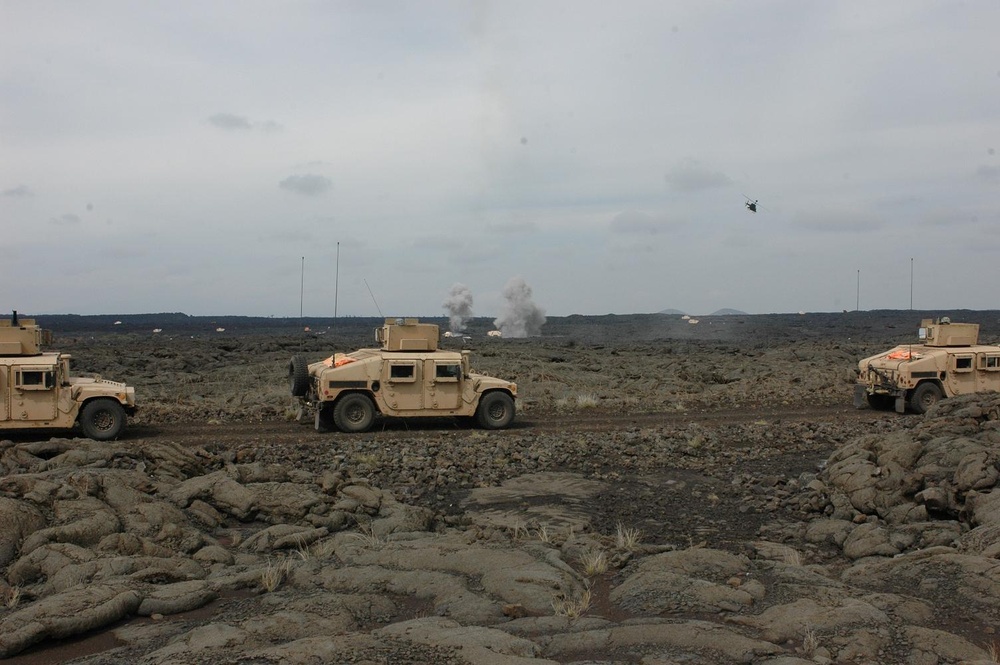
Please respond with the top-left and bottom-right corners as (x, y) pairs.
(910, 257), (914, 310)
(856, 269), (860, 312)
(300, 256), (304, 319)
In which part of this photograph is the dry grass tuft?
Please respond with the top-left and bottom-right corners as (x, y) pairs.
(259, 558), (291, 593)
(552, 587), (592, 619)
(508, 521), (530, 541)
(554, 393), (600, 411)
(350, 522), (385, 549)
(801, 627), (818, 657)
(615, 522), (642, 551)
(310, 537), (338, 559)
(987, 640), (1000, 664)
(4, 586), (22, 609)
(579, 550), (608, 577)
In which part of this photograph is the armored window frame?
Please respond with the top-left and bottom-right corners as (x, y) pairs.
(954, 356), (974, 373)
(981, 355), (1000, 371)
(387, 362), (416, 383)
(16, 368), (55, 390)
(434, 363), (461, 382)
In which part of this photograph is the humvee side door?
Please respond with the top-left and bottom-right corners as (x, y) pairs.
(979, 352), (1000, 392)
(0, 367), (8, 421)
(383, 359), (423, 410)
(949, 353), (977, 397)
(428, 360), (462, 410)
(12, 365), (57, 421)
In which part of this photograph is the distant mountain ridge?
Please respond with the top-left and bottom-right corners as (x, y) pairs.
(658, 308), (749, 316)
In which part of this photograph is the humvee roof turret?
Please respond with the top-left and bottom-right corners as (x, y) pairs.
(1, 312), (137, 440)
(290, 317), (517, 433)
(854, 317), (1000, 414)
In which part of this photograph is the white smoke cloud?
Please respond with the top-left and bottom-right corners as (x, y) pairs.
(442, 283), (474, 332)
(493, 277), (546, 338)
(279, 174), (332, 196)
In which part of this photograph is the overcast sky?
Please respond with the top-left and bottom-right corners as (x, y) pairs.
(2, 1), (998, 318)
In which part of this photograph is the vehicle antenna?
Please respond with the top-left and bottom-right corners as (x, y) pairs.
(364, 279), (384, 318)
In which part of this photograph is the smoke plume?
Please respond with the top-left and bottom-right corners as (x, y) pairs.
(442, 283), (474, 332)
(493, 276), (546, 338)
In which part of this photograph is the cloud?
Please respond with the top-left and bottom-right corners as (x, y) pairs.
(486, 220), (538, 234)
(976, 165), (1000, 184)
(258, 229), (317, 244)
(2, 185), (32, 197)
(917, 209), (980, 228)
(610, 210), (672, 235)
(664, 159), (733, 192)
(208, 113), (284, 133)
(411, 235), (464, 251)
(49, 213), (81, 226)
(207, 113), (253, 130)
(279, 174), (333, 197)
(793, 211), (882, 233)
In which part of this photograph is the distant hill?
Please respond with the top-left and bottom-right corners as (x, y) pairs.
(657, 309), (687, 315)
(709, 309), (748, 316)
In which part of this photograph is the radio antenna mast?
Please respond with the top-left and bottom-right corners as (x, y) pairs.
(364, 279), (384, 318)
(334, 242), (340, 322)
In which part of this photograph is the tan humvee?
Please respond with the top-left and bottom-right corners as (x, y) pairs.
(290, 317), (517, 433)
(854, 317), (1000, 414)
(0, 312), (137, 440)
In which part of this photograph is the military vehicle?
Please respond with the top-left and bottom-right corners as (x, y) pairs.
(290, 317), (517, 433)
(0, 312), (137, 440)
(854, 317), (1000, 414)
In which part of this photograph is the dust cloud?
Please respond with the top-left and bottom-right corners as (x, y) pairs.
(493, 277), (546, 338)
(442, 283), (474, 332)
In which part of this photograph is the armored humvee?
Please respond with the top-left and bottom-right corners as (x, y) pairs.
(854, 318), (1000, 414)
(290, 317), (517, 433)
(0, 312), (137, 440)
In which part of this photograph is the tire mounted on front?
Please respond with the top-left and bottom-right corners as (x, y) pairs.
(289, 355), (310, 397)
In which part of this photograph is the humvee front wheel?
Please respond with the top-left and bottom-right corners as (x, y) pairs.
(475, 392), (515, 430)
(909, 383), (943, 414)
(334, 393), (376, 433)
(79, 399), (127, 441)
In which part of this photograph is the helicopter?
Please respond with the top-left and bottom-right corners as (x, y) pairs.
(743, 195), (760, 213)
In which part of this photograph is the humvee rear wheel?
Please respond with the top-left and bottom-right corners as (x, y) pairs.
(475, 392), (515, 430)
(909, 383), (943, 414)
(289, 356), (310, 397)
(334, 393), (376, 433)
(79, 399), (127, 441)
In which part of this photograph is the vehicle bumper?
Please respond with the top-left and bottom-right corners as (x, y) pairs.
(855, 383), (907, 413)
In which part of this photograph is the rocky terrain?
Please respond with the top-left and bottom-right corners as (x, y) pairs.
(2, 310), (1000, 664)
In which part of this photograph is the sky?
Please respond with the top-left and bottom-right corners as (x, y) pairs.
(2, 1), (998, 318)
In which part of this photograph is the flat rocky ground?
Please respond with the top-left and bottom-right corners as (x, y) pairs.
(2, 310), (1000, 664)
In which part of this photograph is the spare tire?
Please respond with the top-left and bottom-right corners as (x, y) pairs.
(289, 355), (310, 397)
